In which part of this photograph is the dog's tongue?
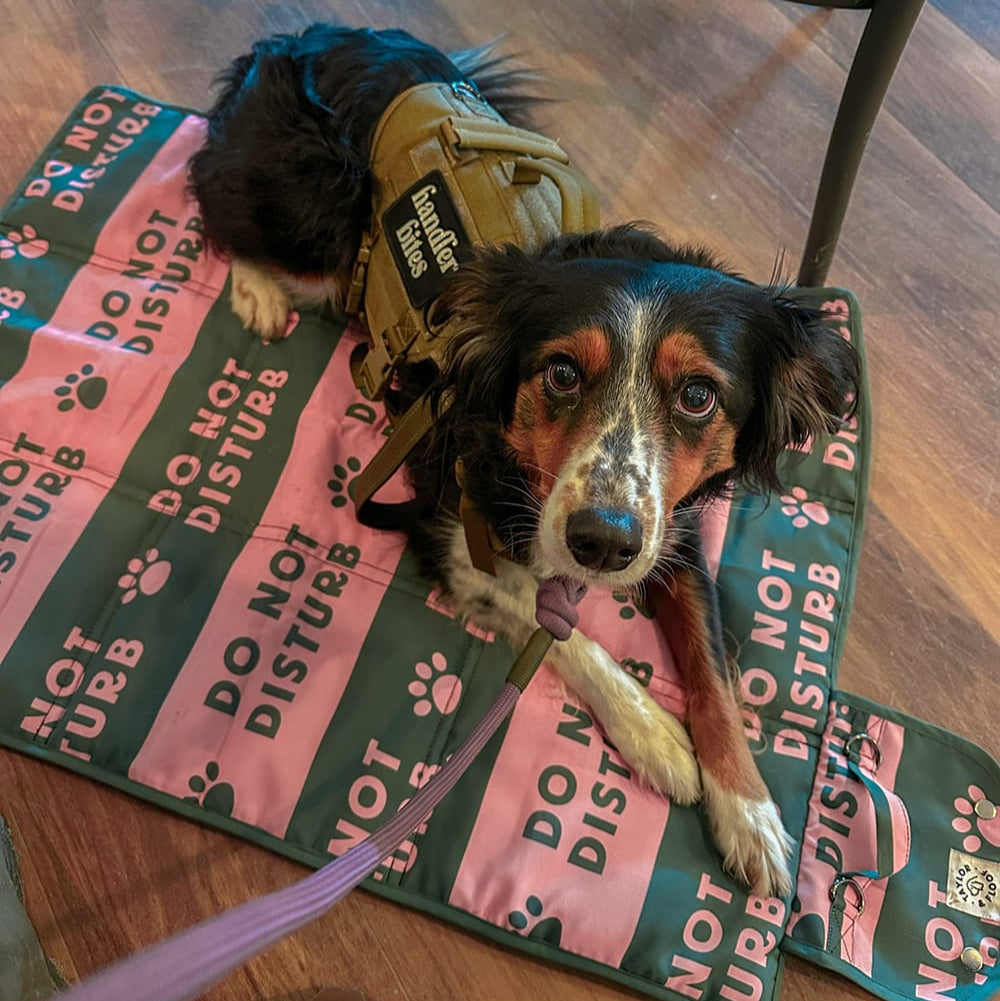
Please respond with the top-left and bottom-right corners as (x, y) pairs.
(534, 577), (588, 640)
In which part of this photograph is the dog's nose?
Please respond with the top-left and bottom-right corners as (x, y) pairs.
(566, 507), (642, 572)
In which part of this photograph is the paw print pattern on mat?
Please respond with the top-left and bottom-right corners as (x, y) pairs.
(952, 785), (1000, 853)
(0, 224), (49, 259)
(780, 486), (830, 528)
(328, 456), (362, 508)
(612, 591), (654, 621)
(408, 651), (462, 717)
(508, 895), (563, 946)
(118, 548), (172, 604)
(54, 364), (108, 412)
(183, 761), (235, 817)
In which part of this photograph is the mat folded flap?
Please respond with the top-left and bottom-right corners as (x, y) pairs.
(788, 693), (1000, 1000)
(1, 85), (990, 1001)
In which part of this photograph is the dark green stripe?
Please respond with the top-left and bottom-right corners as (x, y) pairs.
(619, 804), (786, 990)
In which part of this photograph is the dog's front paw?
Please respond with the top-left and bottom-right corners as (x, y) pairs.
(549, 638), (703, 806)
(702, 772), (793, 897)
(230, 259), (292, 342)
(609, 705), (701, 805)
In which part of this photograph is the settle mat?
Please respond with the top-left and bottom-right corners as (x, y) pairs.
(0, 89), (996, 1001)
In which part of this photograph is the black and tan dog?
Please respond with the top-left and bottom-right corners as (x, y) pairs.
(189, 23), (858, 896)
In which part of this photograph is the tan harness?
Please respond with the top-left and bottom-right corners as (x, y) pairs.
(348, 80), (600, 572)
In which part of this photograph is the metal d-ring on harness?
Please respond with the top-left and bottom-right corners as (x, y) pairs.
(56, 578), (588, 1001)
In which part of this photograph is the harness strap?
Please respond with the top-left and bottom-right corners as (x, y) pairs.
(442, 115), (571, 163)
(455, 458), (500, 576)
(350, 390), (504, 575)
(511, 155), (600, 233)
(350, 389), (441, 529)
(344, 241), (371, 316)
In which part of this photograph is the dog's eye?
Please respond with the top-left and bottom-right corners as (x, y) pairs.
(544, 358), (580, 394)
(675, 380), (717, 419)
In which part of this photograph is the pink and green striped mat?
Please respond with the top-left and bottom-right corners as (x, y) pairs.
(0, 88), (996, 1001)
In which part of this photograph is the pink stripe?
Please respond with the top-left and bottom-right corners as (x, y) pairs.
(573, 590), (687, 717)
(788, 703), (840, 945)
(128, 327), (409, 838)
(449, 664), (672, 967)
(0, 115), (227, 664)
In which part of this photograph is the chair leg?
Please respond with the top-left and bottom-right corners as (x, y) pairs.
(797, 0), (925, 287)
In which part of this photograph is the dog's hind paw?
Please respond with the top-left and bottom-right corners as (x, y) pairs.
(230, 258), (292, 342)
(702, 772), (794, 898)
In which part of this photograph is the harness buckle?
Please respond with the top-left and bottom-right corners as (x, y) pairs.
(352, 322), (420, 401)
(352, 338), (392, 401)
(345, 244), (371, 316)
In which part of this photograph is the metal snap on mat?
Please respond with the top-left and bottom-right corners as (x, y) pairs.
(974, 798), (997, 820)
(960, 946), (984, 972)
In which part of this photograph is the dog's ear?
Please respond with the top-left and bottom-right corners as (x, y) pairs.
(735, 293), (860, 493)
(432, 243), (540, 422)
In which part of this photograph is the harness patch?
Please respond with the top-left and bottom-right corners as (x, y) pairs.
(383, 170), (471, 308)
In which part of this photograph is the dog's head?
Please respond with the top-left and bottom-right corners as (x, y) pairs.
(432, 225), (859, 587)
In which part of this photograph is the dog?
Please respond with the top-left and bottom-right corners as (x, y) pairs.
(189, 23), (859, 897)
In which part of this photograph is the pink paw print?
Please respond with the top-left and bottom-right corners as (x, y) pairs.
(952, 785), (1000, 853)
(408, 651), (462, 717)
(118, 548), (172, 604)
(780, 486), (830, 528)
(0, 224), (49, 260)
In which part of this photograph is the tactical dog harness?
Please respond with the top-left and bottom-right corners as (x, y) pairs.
(346, 80), (600, 569)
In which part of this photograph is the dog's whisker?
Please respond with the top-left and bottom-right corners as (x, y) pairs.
(496, 479), (543, 510)
(657, 552), (713, 587)
(517, 460), (558, 484)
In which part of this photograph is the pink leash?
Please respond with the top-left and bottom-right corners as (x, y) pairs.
(58, 578), (587, 1001)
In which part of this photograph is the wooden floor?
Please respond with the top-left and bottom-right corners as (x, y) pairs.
(0, 1), (997, 1000)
